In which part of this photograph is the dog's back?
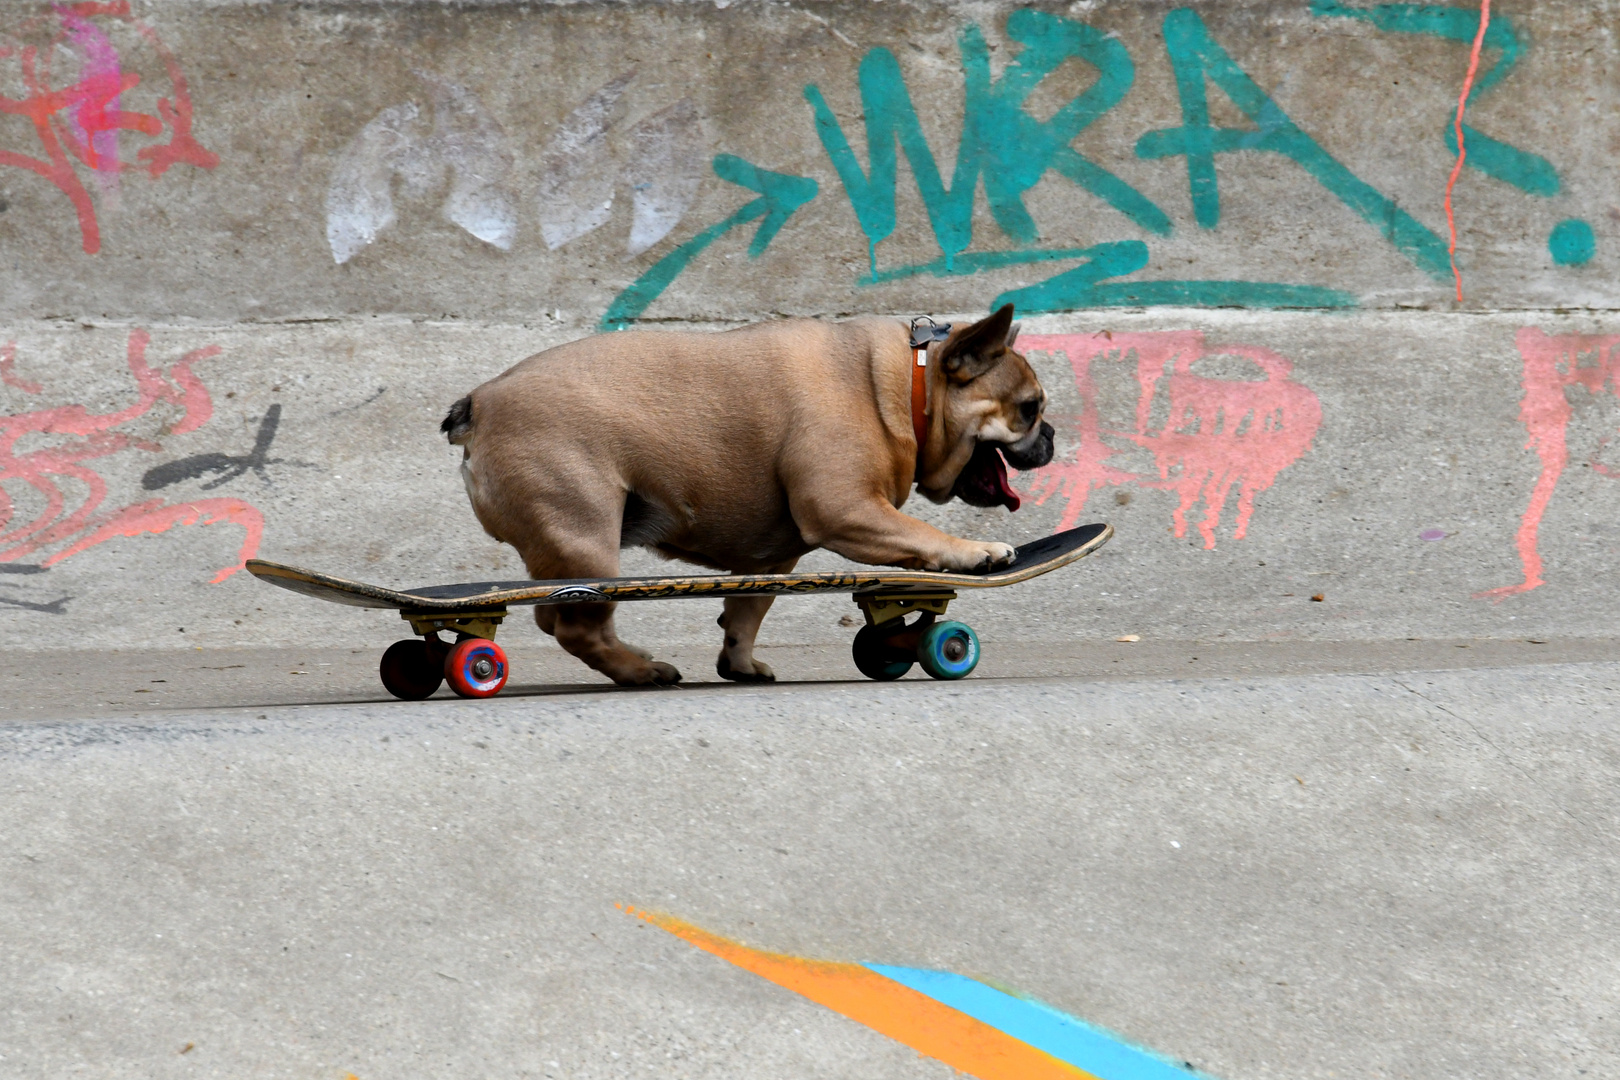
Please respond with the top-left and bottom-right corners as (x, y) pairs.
(441, 318), (911, 577)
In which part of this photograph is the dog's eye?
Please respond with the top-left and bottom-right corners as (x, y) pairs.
(1018, 399), (1041, 424)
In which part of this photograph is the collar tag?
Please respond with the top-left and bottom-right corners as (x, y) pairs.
(908, 316), (952, 350)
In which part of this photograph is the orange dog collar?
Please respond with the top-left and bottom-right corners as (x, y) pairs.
(912, 345), (929, 457)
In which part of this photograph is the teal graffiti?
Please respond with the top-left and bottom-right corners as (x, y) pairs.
(990, 242), (1356, 312)
(969, 13), (1172, 242)
(804, 10), (1170, 278)
(599, 154), (817, 331)
(602, 10), (1397, 327)
(1548, 219), (1594, 266)
(863, 246), (1116, 287)
(1137, 7), (1452, 283)
(1310, 2), (1558, 197)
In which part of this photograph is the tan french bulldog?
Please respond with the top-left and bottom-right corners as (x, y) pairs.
(441, 303), (1054, 686)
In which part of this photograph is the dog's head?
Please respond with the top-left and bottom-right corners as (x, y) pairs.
(915, 303), (1054, 511)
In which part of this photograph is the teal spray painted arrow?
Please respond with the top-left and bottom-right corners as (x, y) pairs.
(600, 155), (819, 331)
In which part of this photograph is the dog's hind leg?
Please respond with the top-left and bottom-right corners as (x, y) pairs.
(552, 600), (680, 686)
(715, 560), (797, 683)
(519, 534), (679, 686)
(534, 605), (653, 660)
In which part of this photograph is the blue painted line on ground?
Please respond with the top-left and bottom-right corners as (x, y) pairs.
(863, 963), (1209, 1080)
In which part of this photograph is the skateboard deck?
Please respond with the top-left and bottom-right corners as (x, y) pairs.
(245, 523), (1112, 612)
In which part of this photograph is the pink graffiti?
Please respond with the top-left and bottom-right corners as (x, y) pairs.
(1015, 334), (1138, 533)
(0, 2), (218, 254)
(56, 6), (124, 187)
(0, 330), (262, 582)
(1477, 328), (1620, 601)
(0, 343), (44, 394)
(1018, 332), (1322, 548)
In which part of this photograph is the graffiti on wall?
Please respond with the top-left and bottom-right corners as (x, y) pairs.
(1014, 332), (1322, 548)
(318, 7), (1588, 320)
(0, 1), (218, 254)
(327, 69), (706, 264)
(140, 402), (309, 492)
(0, 331), (265, 613)
(1477, 328), (1620, 600)
(598, 4), (1586, 327)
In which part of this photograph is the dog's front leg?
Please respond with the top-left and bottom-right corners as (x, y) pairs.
(798, 498), (1014, 572)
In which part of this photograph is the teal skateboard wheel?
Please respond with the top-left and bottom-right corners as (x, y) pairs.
(917, 621), (980, 680)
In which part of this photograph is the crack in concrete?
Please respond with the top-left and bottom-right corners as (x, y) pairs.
(1392, 675), (1600, 841)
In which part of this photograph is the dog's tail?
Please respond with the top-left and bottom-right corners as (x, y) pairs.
(441, 394), (474, 445)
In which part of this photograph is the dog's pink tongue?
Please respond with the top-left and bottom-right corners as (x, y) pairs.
(992, 451), (1021, 512)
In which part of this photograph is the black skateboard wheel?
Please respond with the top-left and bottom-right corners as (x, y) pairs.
(380, 639), (444, 700)
(851, 623), (915, 681)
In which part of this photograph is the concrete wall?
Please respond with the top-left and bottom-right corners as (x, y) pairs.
(1, 0), (1617, 651)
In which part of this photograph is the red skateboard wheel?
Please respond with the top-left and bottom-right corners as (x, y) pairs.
(444, 638), (509, 698)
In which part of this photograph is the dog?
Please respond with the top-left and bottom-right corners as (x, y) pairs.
(441, 303), (1055, 686)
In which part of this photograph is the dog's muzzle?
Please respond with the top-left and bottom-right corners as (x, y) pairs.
(1001, 420), (1055, 471)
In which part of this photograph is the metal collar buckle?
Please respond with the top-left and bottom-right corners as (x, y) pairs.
(908, 316), (953, 351)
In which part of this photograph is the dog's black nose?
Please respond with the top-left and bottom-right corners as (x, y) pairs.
(1001, 420), (1055, 470)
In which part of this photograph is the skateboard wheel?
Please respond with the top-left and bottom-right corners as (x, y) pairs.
(380, 639), (444, 700)
(444, 638), (509, 698)
(917, 621), (980, 680)
(851, 623), (915, 681)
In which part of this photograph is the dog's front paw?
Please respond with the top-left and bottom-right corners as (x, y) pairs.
(964, 541), (1016, 571)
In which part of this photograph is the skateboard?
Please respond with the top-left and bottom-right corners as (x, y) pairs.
(246, 522), (1111, 699)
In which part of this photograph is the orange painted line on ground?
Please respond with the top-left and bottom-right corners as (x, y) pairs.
(622, 905), (1099, 1080)
(1445, 0), (1491, 302)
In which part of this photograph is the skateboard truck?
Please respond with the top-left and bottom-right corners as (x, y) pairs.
(400, 607), (507, 641)
(853, 591), (955, 628)
(380, 608), (513, 700)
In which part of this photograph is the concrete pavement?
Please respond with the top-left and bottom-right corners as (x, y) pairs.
(2, 657), (1617, 1080)
(1, 637), (1614, 722)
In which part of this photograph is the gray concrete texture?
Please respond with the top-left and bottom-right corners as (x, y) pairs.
(2, 663), (1617, 1079)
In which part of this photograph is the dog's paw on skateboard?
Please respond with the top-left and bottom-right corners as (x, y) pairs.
(716, 654), (776, 683)
(953, 541), (1016, 572)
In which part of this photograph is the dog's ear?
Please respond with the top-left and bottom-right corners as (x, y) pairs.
(939, 304), (1016, 382)
(1006, 321), (1022, 350)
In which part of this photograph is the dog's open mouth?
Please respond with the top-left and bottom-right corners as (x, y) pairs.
(951, 422), (1055, 512)
(952, 441), (1024, 511)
